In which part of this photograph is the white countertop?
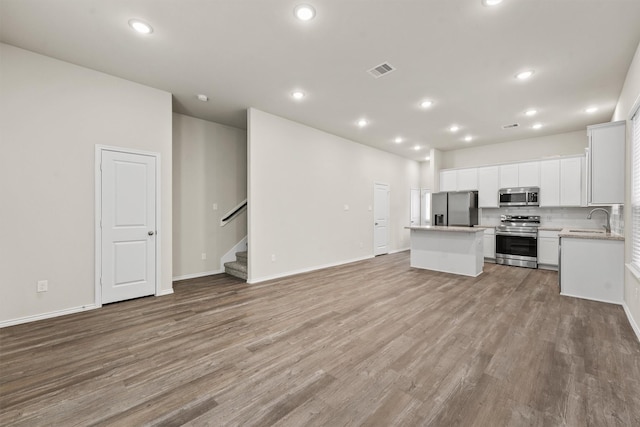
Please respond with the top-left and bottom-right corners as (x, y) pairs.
(558, 228), (624, 241)
(406, 226), (486, 233)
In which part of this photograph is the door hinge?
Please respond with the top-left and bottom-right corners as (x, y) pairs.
(100, 277), (103, 286)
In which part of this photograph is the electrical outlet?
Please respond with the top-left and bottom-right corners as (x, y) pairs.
(344, 204), (349, 211)
(201, 253), (207, 260)
(271, 254), (276, 262)
(212, 203), (218, 211)
(37, 280), (48, 293)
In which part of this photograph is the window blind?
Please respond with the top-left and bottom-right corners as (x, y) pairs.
(632, 107), (640, 271)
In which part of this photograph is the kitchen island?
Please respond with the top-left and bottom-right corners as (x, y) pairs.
(406, 226), (485, 277)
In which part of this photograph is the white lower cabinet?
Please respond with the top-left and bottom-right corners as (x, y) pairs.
(483, 228), (495, 260)
(537, 230), (560, 269)
(560, 237), (623, 304)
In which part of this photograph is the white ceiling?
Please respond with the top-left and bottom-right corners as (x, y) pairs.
(2, 0), (640, 161)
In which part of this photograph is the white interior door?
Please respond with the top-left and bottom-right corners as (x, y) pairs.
(101, 150), (157, 304)
(374, 183), (390, 256)
(410, 188), (420, 226)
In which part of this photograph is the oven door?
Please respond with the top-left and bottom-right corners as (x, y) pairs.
(495, 232), (537, 266)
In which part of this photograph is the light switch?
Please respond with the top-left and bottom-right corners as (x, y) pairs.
(213, 203), (218, 211)
(344, 204), (349, 211)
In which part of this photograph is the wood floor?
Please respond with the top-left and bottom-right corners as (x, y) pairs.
(2, 252), (640, 426)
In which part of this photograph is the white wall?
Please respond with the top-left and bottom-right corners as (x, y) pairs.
(441, 130), (587, 170)
(0, 44), (173, 325)
(248, 108), (420, 283)
(173, 113), (247, 279)
(613, 40), (640, 339)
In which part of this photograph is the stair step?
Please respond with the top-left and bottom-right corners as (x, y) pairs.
(224, 261), (247, 281)
(236, 251), (248, 263)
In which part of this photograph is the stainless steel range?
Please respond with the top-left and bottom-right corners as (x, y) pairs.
(495, 214), (540, 269)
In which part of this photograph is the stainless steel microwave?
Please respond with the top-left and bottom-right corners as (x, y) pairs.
(498, 187), (539, 207)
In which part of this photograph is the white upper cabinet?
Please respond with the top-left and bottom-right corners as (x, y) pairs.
(560, 157), (583, 206)
(499, 164), (519, 188)
(588, 120), (625, 205)
(457, 168), (478, 190)
(518, 162), (540, 187)
(440, 170), (457, 192)
(478, 166), (499, 207)
(539, 156), (584, 207)
(439, 168), (478, 192)
(539, 160), (560, 207)
(499, 162), (539, 188)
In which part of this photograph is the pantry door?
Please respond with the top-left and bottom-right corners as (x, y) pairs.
(98, 148), (158, 304)
(374, 182), (390, 256)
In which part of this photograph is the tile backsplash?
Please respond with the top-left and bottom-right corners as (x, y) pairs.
(610, 204), (624, 235)
(480, 206), (621, 232)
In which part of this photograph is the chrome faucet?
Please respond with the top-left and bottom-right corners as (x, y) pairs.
(587, 208), (611, 233)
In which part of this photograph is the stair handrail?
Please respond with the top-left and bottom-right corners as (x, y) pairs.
(220, 199), (247, 226)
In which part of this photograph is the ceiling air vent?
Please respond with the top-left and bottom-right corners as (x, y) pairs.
(502, 123), (520, 129)
(367, 62), (396, 79)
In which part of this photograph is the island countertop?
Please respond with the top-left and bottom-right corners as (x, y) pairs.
(405, 225), (486, 233)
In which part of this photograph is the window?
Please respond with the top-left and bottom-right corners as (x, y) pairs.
(631, 106), (640, 273)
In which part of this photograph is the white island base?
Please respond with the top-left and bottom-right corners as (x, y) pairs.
(406, 226), (485, 277)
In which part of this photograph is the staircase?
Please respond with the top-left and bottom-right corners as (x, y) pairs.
(224, 251), (247, 281)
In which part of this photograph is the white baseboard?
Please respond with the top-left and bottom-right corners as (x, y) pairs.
(389, 247), (410, 254)
(623, 301), (640, 343)
(0, 304), (99, 328)
(172, 269), (224, 282)
(248, 255), (374, 284)
(157, 288), (174, 296)
(559, 292), (623, 306)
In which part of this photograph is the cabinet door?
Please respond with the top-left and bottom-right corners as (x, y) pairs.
(440, 170), (457, 192)
(538, 237), (559, 266)
(499, 164), (519, 188)
(539, 160), (560, 207)
(484, 233), (495, 259)
(457, 168), (478, 190)
(478, 166), (499, 207)
(518, 162), (540, 187)
(589, 121), (625, 205)
(560, 157), (582, 206)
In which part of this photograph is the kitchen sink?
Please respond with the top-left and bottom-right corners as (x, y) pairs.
(568, 229), (605, 234)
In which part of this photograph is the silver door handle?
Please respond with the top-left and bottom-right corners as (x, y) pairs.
(148, 231), (155, 236)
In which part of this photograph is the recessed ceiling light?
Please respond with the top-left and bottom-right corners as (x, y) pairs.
(532, 123), (543, 129)
(357, 119), (368, 127)
(515, 70), (535, 80)
(450, 125), (460, 133)
(585, 106), (598, 114)
(291, 91), (305, 100)
(482, 0), (503, 6)
(394, 137), (403, 144)
(128, 19), (153, 34)
(420, 100), (433, 109)
(414, 145), (421, 151)
(196, 94), (208, 102)
(464, 135), (473, 142)
(525, 109), (537, 116)
(294, 4), (316, 21)
(424, 156), (431, 161)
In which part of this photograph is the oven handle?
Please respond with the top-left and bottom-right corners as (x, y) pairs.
(495, 231), (537, 238)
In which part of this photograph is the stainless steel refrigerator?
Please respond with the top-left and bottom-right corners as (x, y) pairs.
(431, 191), (478, 226)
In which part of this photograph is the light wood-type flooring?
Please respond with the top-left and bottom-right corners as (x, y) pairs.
(2, 252), (640, 426)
